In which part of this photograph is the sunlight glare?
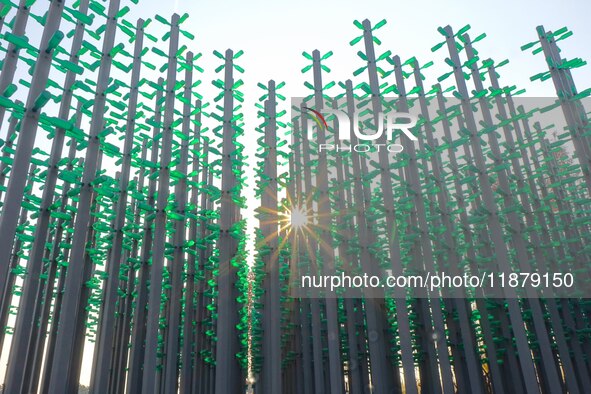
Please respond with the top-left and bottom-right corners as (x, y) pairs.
(289, 207), (309, 229)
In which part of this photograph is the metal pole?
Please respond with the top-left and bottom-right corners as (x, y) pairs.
(0, 0), (65, 349)
(391, 55), (454, 394)
(3, 1), (90, 388)
(309, 50), (344, 394)
(142, 13), (180, 393)
(90, 18), (144, 392)
(0, 163), (36, 355)
(434, 87), (506, 393)
(0, 0), (32, 127)
(0, 108), (20, 203)
(46, 1), (121, 391)
(411, 64), (484, 393)
(299, 103), (330, 394)
(461, 34), (562, 392)
(536, 26), (591, 194)
(162, 51), (193, 394)
(214, 47), (243, 394)
(443, 25), (540, 394)
(25, 109), (82, 394)
(126, 82), (164, 393)
(486, 63), (578, 393)
(260, 81), (282, 394)
(180, 99), (203, 393)
(358, 19), (417, 393)
(40, 159), (84, 394)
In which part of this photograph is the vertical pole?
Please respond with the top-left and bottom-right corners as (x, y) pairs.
(163, 51), (193, 394)
(25, 108), (83, 394)
(359, 19), (418, 393)
(487, 65), (578, 393)
(434, 87), (507, 393)
(0, 0), (32, 127)
(0, 110), (21, 349)
(411, 64), (484, 393)
(299, 104), (327, 394)
(0, 163), (36, 353)
(513, 102), (591, 388)
(2, 0), (90, 387)
(67, 177), (107, 392)
(309, 50), (344, 394)
(443, 25), (540, 394)
(0, 0), (65, 348)
(343, 80), (400, 393)
(180, 99), (203, 393)
(193, 138), (212, 394)
(40, 160), (84, 394)
(110, 171), (140, 394)
(214, 48), (242, 394)
(260, 81), (282, 394)
(46, 1), (121, 391)
(462, 34), (563, 393)
(90, 18), (144, 392)
(142, 14), (180, 393)
(0, 109), (20, 203)
(391, 56), (454, 394)
(290, 120), (314, 394)
(126, 82), (164, 392)
(330, 95), (364, 394)
(536, 26), (591, 194)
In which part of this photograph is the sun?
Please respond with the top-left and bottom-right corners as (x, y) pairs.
(289, 206), (309, 229)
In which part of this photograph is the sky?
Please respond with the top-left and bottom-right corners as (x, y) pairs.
(1, 0), (590, 387)
(124, 0), (591, 99)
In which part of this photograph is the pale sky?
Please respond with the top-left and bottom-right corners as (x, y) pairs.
(125, 0), (591, 98)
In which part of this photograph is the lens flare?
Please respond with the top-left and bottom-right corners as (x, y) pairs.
(289, 206), (309, 229)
